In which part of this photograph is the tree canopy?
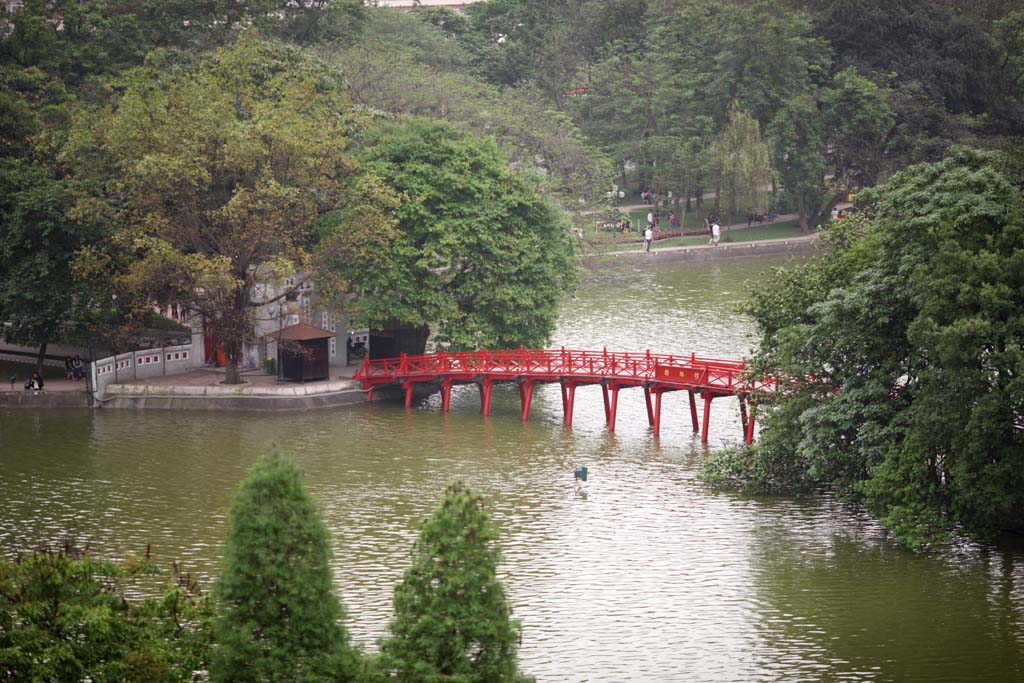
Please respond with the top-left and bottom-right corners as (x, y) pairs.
(62, 37), (394, 382)
(346, 118), (577, 350)
(703, 148), (1024, 549)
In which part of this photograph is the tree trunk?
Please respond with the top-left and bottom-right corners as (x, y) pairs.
(809, 191), (847, 228)
(35, 341), (48, 376)
(797, 194), (809, 232)
(224, 339), (243, 385)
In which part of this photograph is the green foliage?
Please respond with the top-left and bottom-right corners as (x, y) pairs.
(815, 0), (1022, 131)
(711, 106), (776, 216)
(0, 541), (213, 682)
(347, 118), (577, 350)
(212, 453), (358, 682)
(717, 148), (1024, 549)
(331, 17), (608, 203)
(0, 159), (106, 357)
(63, 36), (394, 382)
(379, 482), (530, 683)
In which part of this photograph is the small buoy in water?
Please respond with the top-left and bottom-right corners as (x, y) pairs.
(574, 466), (588, 482)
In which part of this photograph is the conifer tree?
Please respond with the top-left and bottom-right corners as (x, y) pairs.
(380, 481), (530, 683)
(211, 453), (357, 682)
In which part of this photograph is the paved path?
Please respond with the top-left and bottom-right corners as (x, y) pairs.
(114, 363), (362, 388)
(584, 211), (810, 257)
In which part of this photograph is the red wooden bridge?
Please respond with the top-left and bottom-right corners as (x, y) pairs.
(355, 348), (782, 444)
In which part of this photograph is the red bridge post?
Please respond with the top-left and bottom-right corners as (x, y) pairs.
(561, 381), (577, 426)
(607, 384), (621, 432)
(688, 390), (699, 432)
(652, 387), (663, 437)
(701, 393), (714, 444)
(478, 379), (493, 416)
(744, 399), (756, 445)
(440, 379), (453, 412)
(519, 379), (535, 421)
(643, 386), (654, 426)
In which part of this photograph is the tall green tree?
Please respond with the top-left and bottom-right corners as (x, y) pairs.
(63, 37), (394, 384)
(379, 481), (529, 683)
(767, 68), (895, 229)
(346, 118), (577, 350)
(212, 453), (358, 682)
(704, 147), (1024, 550)
(767, 94), (826, 230)
(0, 160), (104, 372)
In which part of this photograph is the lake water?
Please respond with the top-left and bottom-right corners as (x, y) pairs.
(2, 255), (1022, 682)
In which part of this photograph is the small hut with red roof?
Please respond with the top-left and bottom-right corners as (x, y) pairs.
(265, 323), (334, 382)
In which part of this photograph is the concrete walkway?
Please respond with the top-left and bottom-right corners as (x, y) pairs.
(582, 206), (849, 259)
(97, 364), (372, 411)
(599, 227), (820, 258)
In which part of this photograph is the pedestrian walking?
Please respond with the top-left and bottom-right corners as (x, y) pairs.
(709, 220), (721, 246)
(643, 225), (654, 252)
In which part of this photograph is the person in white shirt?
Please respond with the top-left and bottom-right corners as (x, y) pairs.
(710, 221), (721, 246)
(643, 225), (654, 252)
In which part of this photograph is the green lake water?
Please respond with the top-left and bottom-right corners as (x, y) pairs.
(2, 255), (1022, 682)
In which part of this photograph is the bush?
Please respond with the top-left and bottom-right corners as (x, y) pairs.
(0, 540), (212, 683)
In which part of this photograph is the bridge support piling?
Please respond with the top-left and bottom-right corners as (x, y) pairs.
(519, 379), (535, 422)
(644, 386), (654, 426)
(607, 384), (621, 432)
(601, 384), (611, 423)
(739, 398), (748, 439)
(744, 400), (756, 445)
(478, 379), (493, 416)
(561, 381), (577, 426)
(701, 393), (714, 444)
(403, 380), (415, 409)
(652, 388), (663, 437)
(688, 390), (699, 432)
(440, 379), (453, 413)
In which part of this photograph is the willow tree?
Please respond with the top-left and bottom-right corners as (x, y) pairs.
(64, 37), (394, 384)
(711, 106), (775, 221)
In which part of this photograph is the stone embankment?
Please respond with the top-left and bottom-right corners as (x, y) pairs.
(100, 377), (369, 411)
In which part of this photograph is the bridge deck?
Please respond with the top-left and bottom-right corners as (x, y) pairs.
(355, 348), (779, 444)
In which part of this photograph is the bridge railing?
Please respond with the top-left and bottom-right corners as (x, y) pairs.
(355, 348), (764, 391)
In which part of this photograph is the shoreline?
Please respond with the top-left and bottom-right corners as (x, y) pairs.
(580, 233), (824, 269)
